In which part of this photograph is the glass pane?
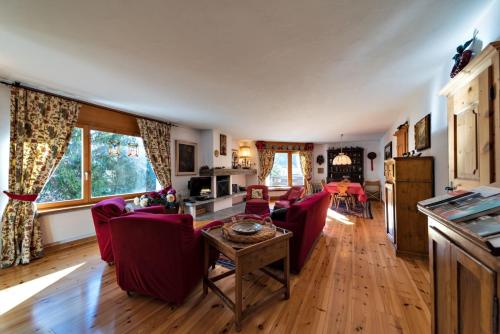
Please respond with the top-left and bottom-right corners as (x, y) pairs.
(267, 152), (289, 187)
(90, 130), (158, 197)
(38, 128), (83, 203)
(291, 153), (304, 185)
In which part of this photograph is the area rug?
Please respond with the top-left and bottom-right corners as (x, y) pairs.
(331, 200), (373, 219)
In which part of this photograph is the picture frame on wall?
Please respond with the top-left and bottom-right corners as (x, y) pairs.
(175, 140), (197, 175)
(415, 114), (431, 151)
(220, 134), (227, 156)
(384, 142), (392, 160)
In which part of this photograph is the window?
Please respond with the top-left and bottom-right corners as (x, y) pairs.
(37, 105), (160, 210)
(90, 130), (157, 198)
(38, 128), (83, 203)
(266, 152), (304, 187)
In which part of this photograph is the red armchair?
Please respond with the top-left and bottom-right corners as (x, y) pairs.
(244, 185), (270, 216)
(91, 197), (167, 264)
(109, 213), (221, 304)
(273, 191), (331, 272)
(274, 186), (305, 210)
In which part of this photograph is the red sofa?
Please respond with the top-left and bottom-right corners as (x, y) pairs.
(274, 186), (305, 209)
(273, 191), (331, 273)
(245, 185), (270, 216)
(109, 213), (221, 304)
(91, 197), (166, 263)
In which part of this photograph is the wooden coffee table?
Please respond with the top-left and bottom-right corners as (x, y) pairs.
(202, 225), (292, 332)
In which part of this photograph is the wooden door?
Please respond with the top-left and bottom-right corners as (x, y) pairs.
(384, 182), (395, 244)
(450, 244), (496, 334)
(449, 66), (494, 189)
(429, 226), (452, 334)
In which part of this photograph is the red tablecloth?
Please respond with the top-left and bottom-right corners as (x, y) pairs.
(325, 182), (367, 203)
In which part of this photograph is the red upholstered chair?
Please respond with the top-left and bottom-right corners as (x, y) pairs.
(245, 185), (270, 216)
(274, 186), (305, 210)
(273, 191), (331, 272)
(109, 213), (221, 304)
(91, 197), (167, 264)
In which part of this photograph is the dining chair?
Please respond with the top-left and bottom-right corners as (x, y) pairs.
(364, 180), (381, 201)
(335, 181), (353, 210)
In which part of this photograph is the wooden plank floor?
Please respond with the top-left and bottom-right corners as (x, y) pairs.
(0, 202), (430, 333)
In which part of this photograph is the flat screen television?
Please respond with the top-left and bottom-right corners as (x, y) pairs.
(188, 177), (212, 196)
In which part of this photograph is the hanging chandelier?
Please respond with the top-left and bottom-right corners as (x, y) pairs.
(332, 134), (352, 165)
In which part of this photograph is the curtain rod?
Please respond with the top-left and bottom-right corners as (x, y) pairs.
(0, 80), (177, 127)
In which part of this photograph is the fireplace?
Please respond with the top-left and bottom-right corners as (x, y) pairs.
(216, 176), (230, 197)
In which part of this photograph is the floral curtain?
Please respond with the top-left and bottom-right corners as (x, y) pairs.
(300, 150), (313, 194)
(257, 149), (275, 185)
(137, 118), (172, 187)
(1, 88), (80, 267)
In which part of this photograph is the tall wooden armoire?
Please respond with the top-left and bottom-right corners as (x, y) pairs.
(384, 157), (434, 256)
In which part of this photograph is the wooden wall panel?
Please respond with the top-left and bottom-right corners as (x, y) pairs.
(77, 104), (140, 136)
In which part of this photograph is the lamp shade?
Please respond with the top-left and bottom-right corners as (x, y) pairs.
(332, 152), (352, 165)
(239, 146), (251, 158)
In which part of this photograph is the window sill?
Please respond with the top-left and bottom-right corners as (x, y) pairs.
(37, 198), (135, 215)
(268, 187), (291, 191)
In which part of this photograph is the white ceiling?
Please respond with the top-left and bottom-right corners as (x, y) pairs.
(0, 0), (492, 142)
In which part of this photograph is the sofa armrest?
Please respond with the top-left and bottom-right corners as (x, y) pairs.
(135, 205), (166, 214)
(278, 193), (289, 201)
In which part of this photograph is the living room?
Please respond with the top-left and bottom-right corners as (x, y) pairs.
(1, 1), (500, 333)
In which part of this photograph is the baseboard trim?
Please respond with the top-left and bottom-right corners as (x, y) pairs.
(44, 235), (97, 254)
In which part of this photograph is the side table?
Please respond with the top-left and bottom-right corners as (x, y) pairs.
(202, 225), (292, 332)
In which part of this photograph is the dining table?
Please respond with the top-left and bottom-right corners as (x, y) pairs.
(324, 182), (368, 203)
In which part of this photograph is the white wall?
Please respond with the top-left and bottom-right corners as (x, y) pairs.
(379, 1), (500, 196)
(170, 125), (202, 198)
(313, 140), (384, 183)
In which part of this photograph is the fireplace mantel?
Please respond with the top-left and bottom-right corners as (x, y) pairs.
(199, 168), (257, 176)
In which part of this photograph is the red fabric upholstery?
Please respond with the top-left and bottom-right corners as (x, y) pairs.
(109, 213), (222, 304)
(91, 198), (168, 263)
(91, 197), (127, 263)
(135, 205), (168, 214)
(245, 185), (270, 216)
(274, 186), (304, 209)
(273, 191), (331, 272)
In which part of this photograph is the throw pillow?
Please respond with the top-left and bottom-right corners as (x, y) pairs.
(271, 208), (288, 221)
(251, 188), (263, 199)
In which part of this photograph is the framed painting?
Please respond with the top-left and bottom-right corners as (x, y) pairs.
(220, 134), (227, 156)
(384, 142), (392, 160)
(175, 140), (197, 176)
(415, 114), (431, 151)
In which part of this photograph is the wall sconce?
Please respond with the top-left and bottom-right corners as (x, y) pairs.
(239, 145), (251, 169)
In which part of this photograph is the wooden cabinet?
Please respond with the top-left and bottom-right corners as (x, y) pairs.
(384, 157), (434, 256)
(426, 220), (499, 334)
(440, 42), (500, 190)
(327, 146), (364, 183)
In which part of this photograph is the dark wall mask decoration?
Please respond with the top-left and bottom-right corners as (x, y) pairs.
(316, 154), (325, 165)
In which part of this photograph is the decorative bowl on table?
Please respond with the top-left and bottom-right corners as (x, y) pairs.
(231, 222), (262, 235)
